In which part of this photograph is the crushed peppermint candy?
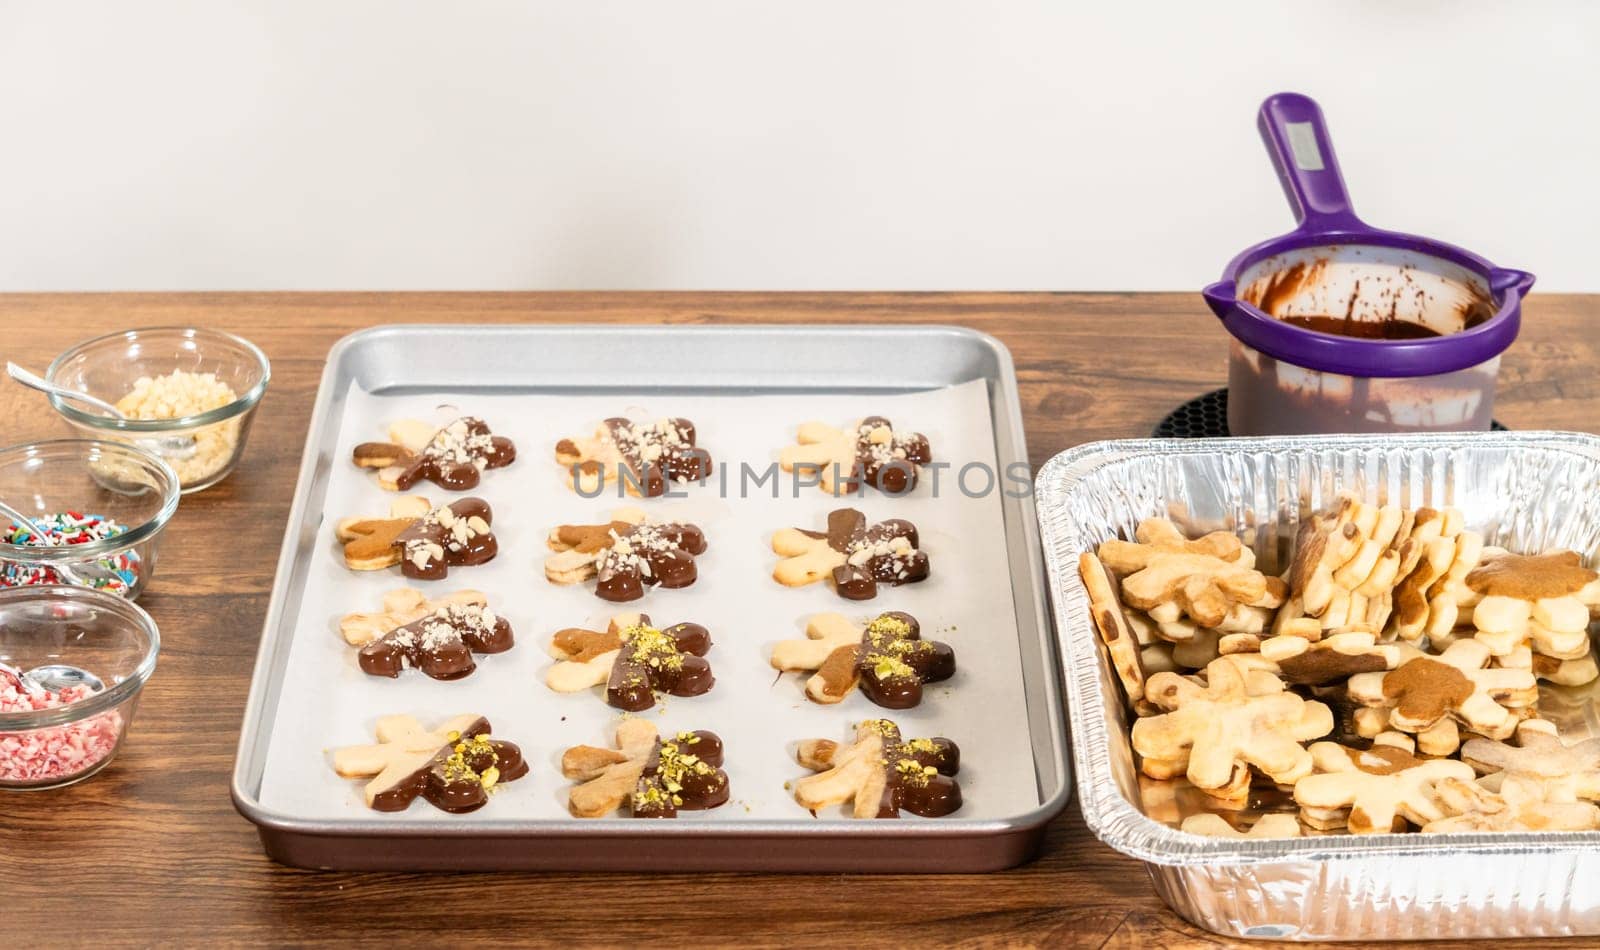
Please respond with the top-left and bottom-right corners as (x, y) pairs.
(1, 512), (141, 596)
(0, 679), (122, 785)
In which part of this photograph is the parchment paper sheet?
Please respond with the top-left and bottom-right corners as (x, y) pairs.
(258, 379), (1039, 823)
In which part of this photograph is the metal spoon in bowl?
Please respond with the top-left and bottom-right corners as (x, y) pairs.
(6, 362), (198, 462)
(0, 658), (106, 697)
(0, 498), (115, 589)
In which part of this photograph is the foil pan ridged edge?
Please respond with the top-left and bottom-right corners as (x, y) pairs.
(1035, 432), (1600, 941)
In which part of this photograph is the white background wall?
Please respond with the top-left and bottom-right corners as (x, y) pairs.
(1, 1), (1593, 292)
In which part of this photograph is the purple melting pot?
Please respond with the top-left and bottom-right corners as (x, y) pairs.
(1202, 92), (1534, 436)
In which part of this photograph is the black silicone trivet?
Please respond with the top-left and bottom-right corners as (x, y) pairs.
(1153, 389), (1508, 438)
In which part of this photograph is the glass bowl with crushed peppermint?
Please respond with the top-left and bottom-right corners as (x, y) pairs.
(0, 585), (159, 790)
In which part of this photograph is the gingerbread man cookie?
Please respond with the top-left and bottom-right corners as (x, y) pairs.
(394, 498), (498, 580)
(1391, 509), (1474, 642)
(353, 416), (516, 492)
(338, 588), (487, 647)
(1139, 773), (1251, 828)
(1283, 496), (1370, 619)
(545, 612), (714, 710)
(1529, 648), (1600, 687)
(1256, 630), (1403, 686)
(555, 417), (712, 497)
(779, 417), (932, 495)
(358, 601), (513, 680)
(1461, 719), (1600, 803)
(1464, 548), (1600, 659)
(1346, 638), (1537, 744)
(771, 508), (929, 600)
(1098, 517), (1253, 570)
(1292, 740), (1474, 834)
(1423, 775), (1600, 833)
(1131, 657), (1333, 791)
(771, 610), (954, 708)
(793, 719), (961, 818)
(1180, 812), (1302, 839)
(562, 719), (729, 818)
(331, 714), (527, 813)
(1136, 754), (1254, 810)
(334, 495), (433, 572)
(1098, 522), (1285, 633)
(544, 508), (707, 602)
(1078, 551), (1152, 712)
(338, 497), (498, 580)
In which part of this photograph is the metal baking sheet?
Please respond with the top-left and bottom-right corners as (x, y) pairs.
(1036, 432), (1600, 941)
(232, 324), (1068, 871)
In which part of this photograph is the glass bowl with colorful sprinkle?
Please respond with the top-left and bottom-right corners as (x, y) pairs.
(45, 326), (271, 493)
(0, 584), (160, 790)
(0, 440), (180, 600)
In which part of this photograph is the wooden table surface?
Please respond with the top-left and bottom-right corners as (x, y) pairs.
(2, 292), (1597, 949)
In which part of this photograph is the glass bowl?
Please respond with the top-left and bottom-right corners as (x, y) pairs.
(45, 327), (271, 493)
(0, 584), (160, 790)
(0, 440), (180, 600)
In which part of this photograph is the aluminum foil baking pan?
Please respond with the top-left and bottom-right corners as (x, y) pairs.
(1036, 432), (1600, 941)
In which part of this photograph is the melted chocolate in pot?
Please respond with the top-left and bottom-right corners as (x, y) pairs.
(1279, 315), (1444, 340)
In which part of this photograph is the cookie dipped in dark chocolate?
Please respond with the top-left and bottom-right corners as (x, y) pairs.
(358, 602), (514, 680)
(604, 617), (714, 711)
(368, 718), (529, 814)
(854, 611), (955, 708)
(391, 417), (517, 491)
(603, 417), (713, 497)
(593, 522), (707, 602)
(805, 508), (929, 600)
(851, 416), (932, 494)
(394, 498), (498, 580)
(631, 730), (729, 818)
(867, 720), (961, 818)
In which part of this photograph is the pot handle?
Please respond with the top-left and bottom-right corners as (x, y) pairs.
(1257, 92), (1364, 234)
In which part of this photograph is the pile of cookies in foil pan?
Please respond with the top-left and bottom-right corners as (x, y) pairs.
(1082, 494), (1600, 838)
(1040, 433), (1600, 940)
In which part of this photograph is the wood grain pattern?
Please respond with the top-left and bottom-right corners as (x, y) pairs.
(1, 292), (1597, 949)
